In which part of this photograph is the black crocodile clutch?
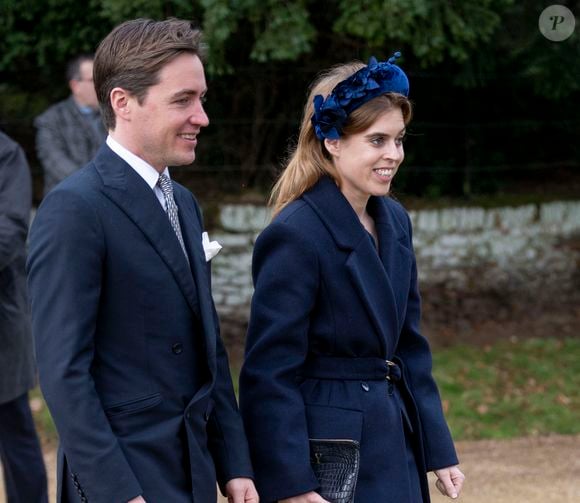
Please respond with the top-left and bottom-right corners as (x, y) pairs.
(309, 439), (360, 503)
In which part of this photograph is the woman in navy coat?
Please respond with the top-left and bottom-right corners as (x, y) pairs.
(239, 55), (465, 502)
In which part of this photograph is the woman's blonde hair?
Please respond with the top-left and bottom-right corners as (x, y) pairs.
(270, 61), (413, 217)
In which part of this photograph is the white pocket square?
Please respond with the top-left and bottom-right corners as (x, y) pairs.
(202, 232), (222, 262)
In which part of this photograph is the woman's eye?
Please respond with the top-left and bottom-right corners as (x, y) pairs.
(395, 135), (406, 146)
(370, 137), (384, 146)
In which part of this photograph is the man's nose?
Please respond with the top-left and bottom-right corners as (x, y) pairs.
(191, 102), (209, 127)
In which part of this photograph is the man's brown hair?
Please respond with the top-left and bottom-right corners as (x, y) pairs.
(94, 18), (205, 130)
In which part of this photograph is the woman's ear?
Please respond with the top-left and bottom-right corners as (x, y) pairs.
(324, 138), (341, 158)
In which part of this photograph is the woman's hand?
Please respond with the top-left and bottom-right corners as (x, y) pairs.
(279, 491), (330, 503)
(434, 465), (465, 499)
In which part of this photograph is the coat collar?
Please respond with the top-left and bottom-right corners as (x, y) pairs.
(302, 176), (408, 248)
(92, 144), (200, 317)
(302, 176), (412, 356)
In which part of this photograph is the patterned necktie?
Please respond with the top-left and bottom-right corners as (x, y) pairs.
(157, 173), (189, 262)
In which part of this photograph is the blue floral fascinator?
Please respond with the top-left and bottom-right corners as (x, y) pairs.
(311, 52), (409, 141)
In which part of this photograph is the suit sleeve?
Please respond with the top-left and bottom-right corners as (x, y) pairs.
(395, 210), (459, 471)
(239, 221), (321, 502)
(26, 189), (142, 503)
(190, 198), (254, 489)
(0, 138), (31, 270)
(207, 321), (255, 490)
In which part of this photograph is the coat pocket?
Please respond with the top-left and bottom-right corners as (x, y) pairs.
(305, 404), (363, 444)
(104, 392), (162, 417)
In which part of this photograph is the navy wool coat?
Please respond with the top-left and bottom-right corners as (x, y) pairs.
(27, 145), (252, 503)
(239, 176), (458, 502)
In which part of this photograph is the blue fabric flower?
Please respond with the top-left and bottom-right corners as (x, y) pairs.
(311, 52), (409, 141)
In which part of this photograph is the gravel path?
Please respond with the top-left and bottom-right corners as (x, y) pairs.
(2, 434), (579, 502)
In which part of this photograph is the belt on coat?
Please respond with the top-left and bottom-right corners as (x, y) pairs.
(298, 355), (402, 382)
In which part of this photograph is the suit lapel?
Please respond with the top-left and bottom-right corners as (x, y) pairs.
(174, 187), (217, 372)
(93, 145), (200, 317)
(303, 177), (409, 357)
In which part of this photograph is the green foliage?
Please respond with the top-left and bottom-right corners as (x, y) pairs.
(1, 0), (578, 196)
(99, 0), (194, 23)
(200, 0), (315, 73)
(247, 1), (315, 63)
(433, 338), (580, 440)
(334, 0), (514, 66)
(0, 0), (109, 89)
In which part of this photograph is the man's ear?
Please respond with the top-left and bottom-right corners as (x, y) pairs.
(110, 88), (132, 121)
(324, 138), (341, 158)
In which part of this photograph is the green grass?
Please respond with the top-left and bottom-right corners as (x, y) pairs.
(433, 337), (580, 440)
(29, 387), (58, 446)
(31, 337), (580, 444)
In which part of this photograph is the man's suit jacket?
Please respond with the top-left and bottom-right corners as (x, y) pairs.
(34, 97), (106, 195)
(0, 131), (36, 405)
(27, 145), (252, 503)
(240, 176), (457, 502)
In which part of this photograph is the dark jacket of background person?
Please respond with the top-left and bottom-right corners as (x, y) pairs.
(34, 96), (106, 195)
(0, 130), (36, 404)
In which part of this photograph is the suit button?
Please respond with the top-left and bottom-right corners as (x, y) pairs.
(172, 342), (183, 355)
(185, 411), (191, 419)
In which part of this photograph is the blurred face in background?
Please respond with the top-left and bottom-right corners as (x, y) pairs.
(70, 60), (99, 110)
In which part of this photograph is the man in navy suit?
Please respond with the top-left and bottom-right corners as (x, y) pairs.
(27, 19), (257, 503)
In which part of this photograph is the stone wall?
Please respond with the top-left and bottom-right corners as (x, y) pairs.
(210, 201), (580, 352)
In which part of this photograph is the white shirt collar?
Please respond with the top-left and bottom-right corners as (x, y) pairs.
(106, 135), (169, 188)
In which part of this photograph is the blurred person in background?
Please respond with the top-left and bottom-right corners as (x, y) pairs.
(34, 54), (106, 196)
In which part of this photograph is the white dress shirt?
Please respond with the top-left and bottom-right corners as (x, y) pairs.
(106, 135), (169, 210)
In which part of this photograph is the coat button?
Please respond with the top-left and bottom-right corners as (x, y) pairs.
(172, 342), (183, 355)
(185, 411), (191, 419)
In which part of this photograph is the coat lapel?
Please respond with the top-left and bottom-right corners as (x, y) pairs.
(303, 177), (410, 357)
(369, 197), (413, 342)
(93, 145), (200, 317)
